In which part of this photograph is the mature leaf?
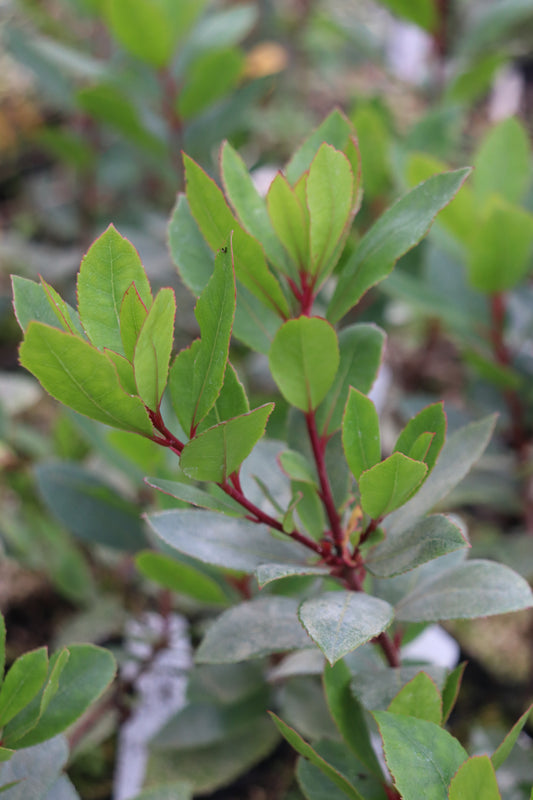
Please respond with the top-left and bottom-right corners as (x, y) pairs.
(365, 515), (468, 578)
(180, 404), (274, 482)
(373, 712), (467, 800)
(170, 243), (235, 433)
(491, 703), (533, 770)
(39, 278), (84, 337)
(168, 195), (214, 297)
(441, 662), (466, 724)
(269, 714), (365, 800)
(146, 477), (244, 515)
(448, 756), (501, 800)
(378, 0), (437, 30)
(299, 592), (394, 665)
(396, 559), (533, 622)
(266, 172), (308, 270)
(196, 597), (312, 662)
(133, 288), (176, 410)
(197, 362), (249, 433)
(0, 649), (48, 728)
(13, 645), (116, 748)
(35, 461), (148, 551)
(323, 661), (384, 778)
(279, 450), (317, 485)
(20, 323), (153, 435)
(342, 388), (381, 481)
(0, 737), (69, 800)
(178, 48), (244, 119)
(285, 109), (357, 185)
(146, 509), (310, 573)
(184, 154), (289, 317)
(120, 282), (148, 362)
(106, 349), (137, 396)
(220, 142), (294, 276)
(269, 317), (339, 411)
(393, 403), (446, 472)
(129, 784), (193, 800)
(328, 169), (471, 322)
(385, 415), (497, 535)
(351, 104), (391, 200)
(255, 563), (328, 587)
(317, 324), (385, 435)
(387, 672), (442, 725)
(77, 224), (152, 354)
(297, 739), (389, 800)
(473, 117), (531, 204)
(359, 453), (428, 520)
(12, 276), (68, 333)
(233, 281), (283, 354)
(135, 552), (229, 605)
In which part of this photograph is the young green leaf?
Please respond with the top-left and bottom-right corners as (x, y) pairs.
(285, 108), (358, 185)
(491, 703), (533, 771)
(387, 671), (442, 725)
(342, 388), (381, 481)
(133, 288), (176, 410)
(120, 282), (148, 362)
(359, 453), (428, 519)
(19, 323), (153, 435)
(279, 450), (317, 485)
(328, 169), (471, 322)
(180, 404), (274, 483)
(473, 116), (531, 204)
(298, 592), (394, 665)
(0, 648), (48, 728)
(269, 317), (339, 411)
(77, 224), (152, 355)
(266, 172), (309, 270)
(39, 278), (84, 337)
(393, 403), (446, 472)
(441, 662), (467, 724)
(135, 552), (229, 605)
(448, 756), (501, 800)
(106, 350), (137, 396)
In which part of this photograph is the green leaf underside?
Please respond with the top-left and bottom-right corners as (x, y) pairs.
(196, 597), (313, 663)
(0, 648), (48, 728)
(12, 276), (82, 336)
(255, 563), (328, 587)
(491, 703), (533, 771)
(365, 514), (468, 577)
(135, 551), (228, 604)
(179, 404), (274, 482)
(40, 278), (83, 336)
(396, 559), (533, 622)
(387, 671), (442, 725)
(145, 510), (311, 573)
(19, 323), (152, 435)
(342, 388), (380, 481)
(328, 169), (471, 322)
(146, 477), (244, 515)
(393, 403), (446, 472)
(359, 453), (428, 519)
(374, 712), (467, 800)
(184, 154), (289, 317)
(134, 288), (176, 410)
(269, 714), (365, 800)
(298, 592), (394, 665)
(269, 317), (340, 411)
(77, 224), (152, 354)
(448, 756), (501, 800)
(168, 194), (214, 297)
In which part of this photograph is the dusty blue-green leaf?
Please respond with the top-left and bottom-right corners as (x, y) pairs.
(317, 324), (385, 435)
(0, 649), (48, 728)
(146, 476), (244, 515)
(359, 453), (428, 520)
(20, 323), (153, 435)
(297, 738), (389, 800)
(365, 515), (468, 578)
(473, 116), (531, 204)
(168, 195), (214, 297)
(328, 169), (471, 322)
(373, 712), (467, 800)
(491, 703), (533, 771)
(387, 671), (442, 725)
(448, 756), (501, 800)
(146, 509), (310, 573)
(12, 276), (66, 333)
(279, 450), (317, 485)
(233, 280), (283, 354)
(299, 592), (394, 665)
(0, 737), (69, 800)
(133, 288), (176, 410)
(396, 559), (533, 622)
(393, 403), (446, 472)
(77, 224), (152, 354)
(135, 551), (229, 605)
(342, 388), (381, 481)
(255, 563), (328, 588)
(129, 783), (193, 800)
(196, 597), (313, 663)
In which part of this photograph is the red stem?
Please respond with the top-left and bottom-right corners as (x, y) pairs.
(305, 410), (345, 554)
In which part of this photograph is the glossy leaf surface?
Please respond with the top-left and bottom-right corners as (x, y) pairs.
(133, 288), (176, 410)
(359, 453), (428, 519)
(342, 388), (381, 481)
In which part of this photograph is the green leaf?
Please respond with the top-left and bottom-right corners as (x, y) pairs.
(133, 288), (176, 410)
(269, 317), (339, 411)
(448, 756), (501, 800)
(328, 169), (471, 322)
(184, 154), (289, 317)
(129, 783), (193, 800)
(12, 276), (80, 335)
(359, 453), (428, 519)
(233, 281), (283, 354)
(387, 671), (442, 725)
(196, 597), (312, 663)
(146, 509), (310, 573)
(0, 648), (48, 728)
(35, 461), (148, 551)
(317, 324), (385, 435)
(378, 0), (437, 30)
(19, 323), (153, 435)
(197, 361), (249, 433)
(266, 172), (309, 271)
(0, 737), (69, 799)
(269, 714), (365, 800)
(135, 551), (229, 605)
(285, 109), (357, 186)
(342, 388), (381, 481)
(298, 592), (394, 665)
(351, 104), (392, 200)
(13, 645), (116, 748)
(393, 403), (446, 472)
(441, 662), (466, 724)
(221, 142), (294, 277)
(168, 195), (214, 297)
(307, 144), (354, 278)
(255, 563), (328, 587)
(105, 349), (137, 396)
(323, 661), (384, 779)
(466, 198), (533, 293)
(297, 739), (389, 800)
(77, 225), (152, 355)
(365, 514), (468, 578)
(385, 415), (497, 536)
(120, 282), (148, 362)
(0, 614), (5, 690)
(396, 559), (533, 622)
(279, 450), (317, 485)
(178, 48), (244, 119)
(39, 278), (84, 337)
(180, 404), (274, 482)
(374, 712), (467, 800)
(491, 703), (533, 771)
(146, 476), (244, 515)
(170, 243), (235, 434)
(473, 117), (531, 204)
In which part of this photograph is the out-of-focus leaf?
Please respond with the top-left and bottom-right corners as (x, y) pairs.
(178, 48), (244, 119)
